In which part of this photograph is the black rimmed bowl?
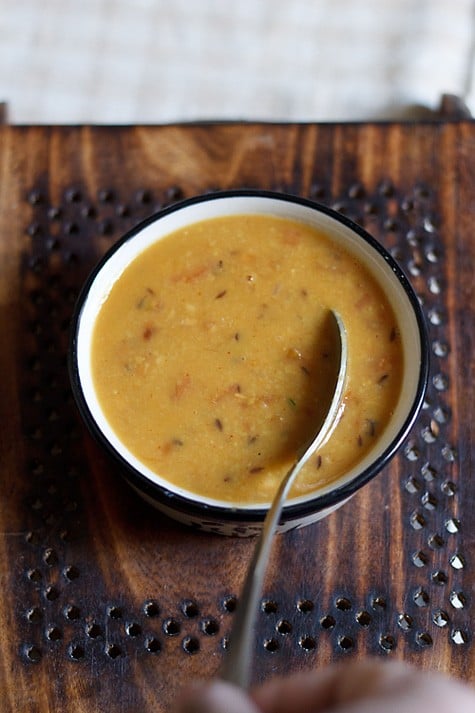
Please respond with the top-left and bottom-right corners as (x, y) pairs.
(69, 190), (429, 536)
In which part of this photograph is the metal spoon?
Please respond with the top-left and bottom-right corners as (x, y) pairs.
(221, 310), (348, 689)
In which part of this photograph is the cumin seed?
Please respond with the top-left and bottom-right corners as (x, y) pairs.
(366, 419), (376, 437)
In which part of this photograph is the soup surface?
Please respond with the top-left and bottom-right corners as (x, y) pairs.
(91, 214), (403, 504)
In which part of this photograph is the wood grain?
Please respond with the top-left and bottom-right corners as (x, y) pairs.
(0, 122), (473, 711)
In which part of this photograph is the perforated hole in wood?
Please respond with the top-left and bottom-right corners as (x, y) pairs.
(16, 177), (470, 670)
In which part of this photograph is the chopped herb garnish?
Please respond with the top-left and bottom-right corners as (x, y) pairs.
(137, 287), (157, 310)
(161, 438), (184, 455)
(215, 290), (227, 299)
(287, 397), (297, 408)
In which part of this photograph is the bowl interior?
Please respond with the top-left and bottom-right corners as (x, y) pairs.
(74, 193), (426, 511)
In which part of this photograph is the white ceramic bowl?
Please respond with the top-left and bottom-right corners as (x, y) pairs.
(69, 191), (429, 536)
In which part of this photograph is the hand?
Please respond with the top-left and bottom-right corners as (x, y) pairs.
(172, 659), (475, 713)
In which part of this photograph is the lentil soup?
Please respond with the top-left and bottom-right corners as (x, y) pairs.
(91, 214), (403, 504)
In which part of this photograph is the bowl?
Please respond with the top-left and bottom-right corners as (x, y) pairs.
(69, 190), (429, 536)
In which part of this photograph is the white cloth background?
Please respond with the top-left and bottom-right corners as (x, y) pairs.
(1, 0), (474, 124)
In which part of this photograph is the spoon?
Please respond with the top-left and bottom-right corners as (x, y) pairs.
(220, 310), (348, 689)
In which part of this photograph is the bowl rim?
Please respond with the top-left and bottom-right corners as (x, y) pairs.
(68, 188), (430, 524)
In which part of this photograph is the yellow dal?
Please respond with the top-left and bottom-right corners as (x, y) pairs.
(91, 215), (403, 503)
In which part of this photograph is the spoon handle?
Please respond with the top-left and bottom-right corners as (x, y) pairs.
(221, 311), (347, 689)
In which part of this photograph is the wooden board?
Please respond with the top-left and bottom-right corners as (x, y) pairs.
(0, 122), (474, 711)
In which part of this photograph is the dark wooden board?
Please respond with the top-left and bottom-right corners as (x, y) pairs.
(0, 122), (474, 711)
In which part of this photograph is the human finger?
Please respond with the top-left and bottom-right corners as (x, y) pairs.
(172, 680), (261, 713)
(252, 659), (475, 713)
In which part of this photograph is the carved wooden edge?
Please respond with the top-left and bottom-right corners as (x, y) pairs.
(438, 94), (473, 119)
(0, 97), (470, 125)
